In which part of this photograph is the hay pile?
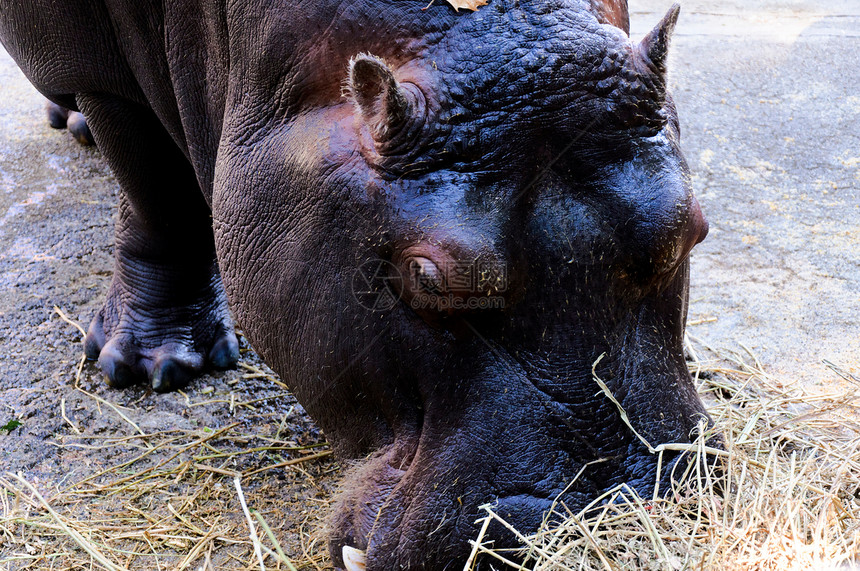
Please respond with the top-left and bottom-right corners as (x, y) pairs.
(0, 417), (334, 570)
(469, 341), (860, 570)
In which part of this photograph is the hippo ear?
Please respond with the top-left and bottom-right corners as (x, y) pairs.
(639, 3), (680, 73)
(592, 0), (630, 35)
(348, 54), (411, 139)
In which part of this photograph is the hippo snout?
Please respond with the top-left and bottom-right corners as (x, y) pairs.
(650, 191), (710, 279)
(326, 330), (713, 569)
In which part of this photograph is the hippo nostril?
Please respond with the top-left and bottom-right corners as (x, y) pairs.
(667, 197), (708, 272)
(695, 215), (709, 245)
(691, 196), (708, 245)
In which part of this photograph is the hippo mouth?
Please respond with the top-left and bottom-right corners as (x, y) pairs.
(328, 390), (707, 570)
(330, 438), (669, 570)
(336, 483), (561, 571)
(329, 435), (420, 568)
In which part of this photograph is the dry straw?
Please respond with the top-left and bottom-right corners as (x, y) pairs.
(0, 425), (333, 570)
(467, 339), (860, 570)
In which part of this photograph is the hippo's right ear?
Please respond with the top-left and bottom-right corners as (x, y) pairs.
(347, 54), (411, 140)
(639, 3), (680, 74)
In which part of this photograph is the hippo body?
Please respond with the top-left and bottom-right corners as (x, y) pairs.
(0, 0), (715, 568)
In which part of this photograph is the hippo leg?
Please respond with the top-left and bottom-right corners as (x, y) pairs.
(76, 94), (238, 392)
(45, 100), (95, 146)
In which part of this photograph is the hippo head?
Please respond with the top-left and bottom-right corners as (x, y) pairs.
(213, 1), (715, 568)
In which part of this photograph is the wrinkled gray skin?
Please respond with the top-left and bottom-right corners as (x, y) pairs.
(0, 0), (715, 568)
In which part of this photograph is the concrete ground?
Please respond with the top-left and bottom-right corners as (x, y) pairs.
(631, 0), (859, 385)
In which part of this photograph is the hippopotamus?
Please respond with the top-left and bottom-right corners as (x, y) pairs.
(0, 0), (716, 567)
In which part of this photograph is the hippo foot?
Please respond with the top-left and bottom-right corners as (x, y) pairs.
(83, 267), (239, 392)
(45, 100), (95, 146)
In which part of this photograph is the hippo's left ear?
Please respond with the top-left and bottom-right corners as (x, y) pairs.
(348, 54), (411, 140)
(638, 3), (680, 74)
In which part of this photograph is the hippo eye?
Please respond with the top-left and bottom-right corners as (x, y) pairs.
(448, 137), (467, 156)
(441, 130), (481, 165)
(407, 257), (444, 295)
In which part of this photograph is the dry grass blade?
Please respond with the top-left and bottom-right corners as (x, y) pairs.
(244, 449), (333, 477)
(466, 514), (495, 570)
(53, 306), (87, 339)
(253, 510), (299, 571)
(234, 475), (266, 571)
(591, 353), (658, 454)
